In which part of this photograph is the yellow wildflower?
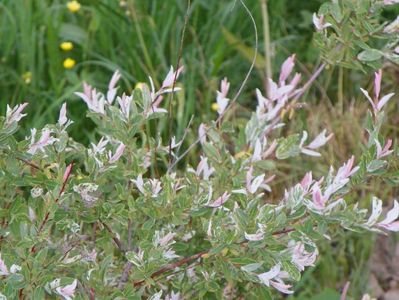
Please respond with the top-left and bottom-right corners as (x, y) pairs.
(22, 72), (32, 84)
(60, 42), (73, 51)
(234, 151), (249, 159)
(63, 58), (76, 69)
(211, 103), (219, 111)
(135, 82), (145, 90)
(67, 1), (81, 13)
(279, 108), (287, 119)
(221, 248), (229, 256)
(288, 108), (295, 119)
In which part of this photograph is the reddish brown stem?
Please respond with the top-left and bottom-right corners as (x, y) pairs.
(99, 220), (125, 253)
(16, 157), (42, 172)
(132, 227), (295, 287)
(133, 250), (207, 287)
(30, 163), (74, 253)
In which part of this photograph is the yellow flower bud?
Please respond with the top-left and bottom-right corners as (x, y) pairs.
(280, 108), (287, 119)
(211, 103), (219, 111)
(63, 58), (76, 69)
(60, 42), (73, 51)
(22, 72), (32, 84)
(221, 248), (228, 256)
(67, 1), (81, 13)
(135, 82), (145, 90)
(288, 108), (295, 119)
(234, 151), (248, 159)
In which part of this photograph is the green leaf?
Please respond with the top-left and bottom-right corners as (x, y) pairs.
(253, 160), (275, 171)
(276, 134), (301, 160)
(203, 143), (221, 162)
(281, 260), (301, 281)
(366, 159), (386, 173)
(222, 28), (266, 70)
(254, 286), (272, 300)
(309, 288), (341, 300)
(33, 287), (45, 300)
(357, 49), (382, 62)
(241, 262), (263, 273)
(59, 23), (88, 44)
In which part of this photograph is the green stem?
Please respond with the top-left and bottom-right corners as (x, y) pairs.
(261, 0), (272, 94)
(338, 66), (344, 114)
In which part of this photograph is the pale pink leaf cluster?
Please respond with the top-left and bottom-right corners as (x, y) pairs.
(215, 77), (230, 115)
(360, 69), (395, 115)
(365, 198), (399, 231)
(312, 13), (332, 31)
(257, 264), (293, 294)
(0, 253), (21, 276)
(299, 130), (333, 157)
(27, 128), (57, 155)
(5, 102), (28, 126)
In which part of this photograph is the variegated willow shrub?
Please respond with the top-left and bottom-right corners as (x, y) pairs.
(1, 3), (399, 300)
(0, 60), (397, 299)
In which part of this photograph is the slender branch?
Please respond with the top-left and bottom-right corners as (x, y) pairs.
(30, 163), (74, 253)
(127, 219), (133, 250)
(118, 219), (133, 290)
(133, 250), (208, 287)
(271, 227), (295, 235)
(118, 262), (133, 290)
(132, 227), (294, 287)
(168, 0), (258, 171)
(173, 115), (194, 168)
(260, 0), (272, 95)
(168, 0), (191, 167)
(15, 156), (42, 171)
(293, 62), (326, 101)
(88, 287), (95, 300)
(99, 220), (125, 253)
(340, 281), (350, 300)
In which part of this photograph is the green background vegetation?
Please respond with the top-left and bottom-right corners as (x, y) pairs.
(1, 0), (399, 298)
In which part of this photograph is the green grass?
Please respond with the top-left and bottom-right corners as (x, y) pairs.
(0, 0), (326, 141)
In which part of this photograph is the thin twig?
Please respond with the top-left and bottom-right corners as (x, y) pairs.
(133, 250), (207, 287)
(293, 62), (327, 101)
(15, 156), (42, 171)
(118, 219), (134, 290)
(99, 220), (125, 253)
(173, 115), (194, 166)
(168, 0), (191, 166)
(30, 163), (74, 253)
(132, 226), (294, 287)
(168, 0), (258, 171)
(340, 281), (350, 300)
(260, 0), (272, 94)
(118, 262), (133, 290)
(127, 219), (133, 250)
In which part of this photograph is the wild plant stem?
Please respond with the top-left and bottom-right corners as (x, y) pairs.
(168, 0), (258, 171)
(132, 227), (294, 287)
(338, 66), (344, 114)
(118, 219), (134, 290)
(99, 220), (125, 253)
(30, 163), (74, 253)
(260, 0), (272, 95)
(168, 0), (191, 168)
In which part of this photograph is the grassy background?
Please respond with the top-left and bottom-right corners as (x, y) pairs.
(1, 0), (399, 298)
(0, 0), (325, 141)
